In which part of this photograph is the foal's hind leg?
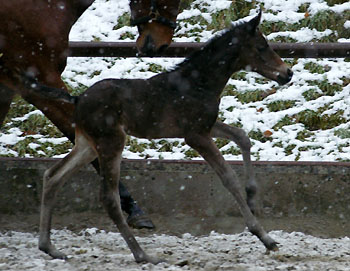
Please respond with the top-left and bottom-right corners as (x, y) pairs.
(39, 133), (97, 259)
(185, 134), (277, 251)
(211, 121), (260, 215)
(95, 130), (162, 264)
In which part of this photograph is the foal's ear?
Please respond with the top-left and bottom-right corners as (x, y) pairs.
(247, 9), (262, 34)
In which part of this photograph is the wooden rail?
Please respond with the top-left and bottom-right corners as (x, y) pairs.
(68, 41), (350, 58)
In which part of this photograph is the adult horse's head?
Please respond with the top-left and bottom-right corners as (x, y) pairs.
(236, 11), (293, 85)
(130, 0), (180, 55)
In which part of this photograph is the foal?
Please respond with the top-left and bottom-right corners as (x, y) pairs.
(24, 11), (292, 263)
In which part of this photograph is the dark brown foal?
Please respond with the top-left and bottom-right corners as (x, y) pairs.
(23, 11), (292, 264)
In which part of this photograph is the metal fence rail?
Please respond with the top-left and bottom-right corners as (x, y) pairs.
(68, 41), (350, 58)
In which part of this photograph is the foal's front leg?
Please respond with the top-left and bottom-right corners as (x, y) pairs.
(211, 121), (260, 215)
(185, 134), (278, 251)
(39, 136), (97, 259)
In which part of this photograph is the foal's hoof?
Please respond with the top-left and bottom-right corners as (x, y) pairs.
(39, 244), (67, 260)
(136, 254), (166, 265)
(50, 250), (68, 260)
(127, 213), (155, 229)
(266, 241), (279, 252)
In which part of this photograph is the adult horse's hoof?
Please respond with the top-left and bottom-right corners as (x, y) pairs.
(127, 213), (155, 229)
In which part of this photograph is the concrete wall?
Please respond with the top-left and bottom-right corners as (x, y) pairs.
(0, 157), (349, 219)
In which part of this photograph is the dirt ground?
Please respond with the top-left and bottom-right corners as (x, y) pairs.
(1, 212), (350, 271)
(1, 211), (349, 238)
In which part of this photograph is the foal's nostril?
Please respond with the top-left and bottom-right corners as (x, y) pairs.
(287, 68), (293, 78)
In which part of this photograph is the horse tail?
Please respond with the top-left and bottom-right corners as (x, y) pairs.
(20, 74), (77, 105)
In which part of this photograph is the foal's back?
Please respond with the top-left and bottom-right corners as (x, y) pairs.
(75, 75), (219, 140)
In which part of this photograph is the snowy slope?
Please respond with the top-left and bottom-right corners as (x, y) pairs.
(1, 0), (350, 162)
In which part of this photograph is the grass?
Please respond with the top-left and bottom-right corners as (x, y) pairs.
(140, 63), (166, 73)
(114, 12), (130, 30)
(334, 128), (350, 139)
(2, 96), (35, 123)
(295, 109), (346, 131)
(302, 89), (323, 101)
(306, 80), (343, 96)
(248, 130), (272, 143)
(208, 0), (256, 30)
(267, 100), (297, 112)
(304, 62), (326, 74)
(223, 88), (266, 104)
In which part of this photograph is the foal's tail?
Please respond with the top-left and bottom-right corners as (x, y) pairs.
(20, 73), (77, 105)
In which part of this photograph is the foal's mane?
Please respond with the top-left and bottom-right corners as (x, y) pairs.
(170, 17), (252, 72)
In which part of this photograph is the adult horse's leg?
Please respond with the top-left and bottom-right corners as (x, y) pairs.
(18, 72), (76, 139)
(185, 134), (278, 251)
(39, 132), (97, 259)
(211, 121), (260, 215)
(120, 181), (154, 228)
(0, 84), (15, 126)
(90, 158), (154, 229)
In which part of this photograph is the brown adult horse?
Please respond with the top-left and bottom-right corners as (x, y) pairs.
(21, 11), (293, 263)
(0, 0), (180, 228)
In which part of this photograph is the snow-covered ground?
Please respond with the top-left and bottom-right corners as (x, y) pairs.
(1, 229), (349, 271)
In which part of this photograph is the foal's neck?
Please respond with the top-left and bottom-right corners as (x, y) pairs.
(177, 28), (242, 97)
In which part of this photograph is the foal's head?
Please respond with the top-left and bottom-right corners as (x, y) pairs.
(235, 11), (293, 85)
(130, 0), (180, 55)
